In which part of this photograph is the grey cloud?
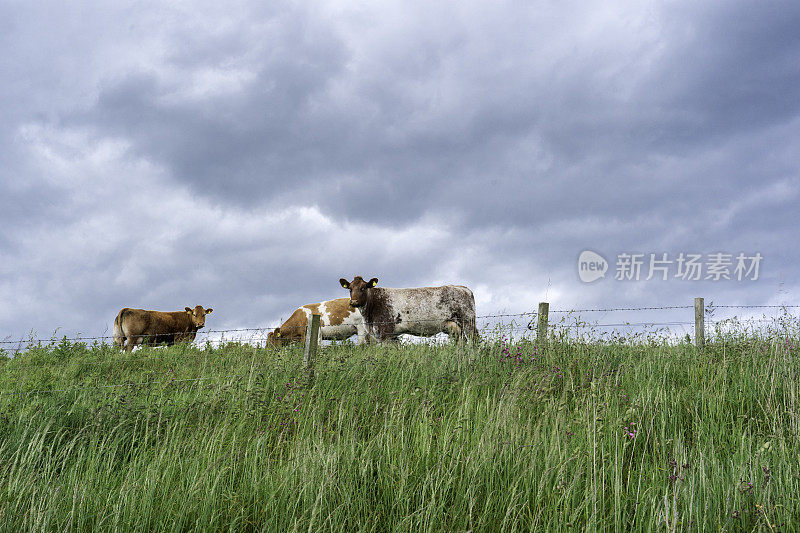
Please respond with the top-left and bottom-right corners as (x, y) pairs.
(0, 0), (798, 343)
(68, 1), (800, 231)
(651, 3), (800, 137)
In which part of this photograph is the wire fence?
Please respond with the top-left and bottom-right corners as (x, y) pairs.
(2, 302), (799, 398)
(1, 303), (797, 352)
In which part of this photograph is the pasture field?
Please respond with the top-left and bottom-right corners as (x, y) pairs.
(0, 326), (799, 531)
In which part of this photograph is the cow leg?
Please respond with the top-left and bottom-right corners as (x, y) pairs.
(462, 321), (480, 344)
(125, 336), (140, 352)
(113, 331), (125, 350)
(114, 335), (126, 350)
(363, 334), (377, 346)
(443, 321), (462, 342)
(364, 327), (381, 345)
(366, 331), (391, 344)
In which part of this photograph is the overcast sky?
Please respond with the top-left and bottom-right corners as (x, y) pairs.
(1, 0), (798, 344)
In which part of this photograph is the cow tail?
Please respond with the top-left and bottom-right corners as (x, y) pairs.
(466, 314), (479, 343)
(113, 309), (126, 348)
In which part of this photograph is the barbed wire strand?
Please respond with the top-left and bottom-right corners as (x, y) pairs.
(549, 306), (693, 313)
(4, 315), (790, 357)
(2, 306), (799, 347)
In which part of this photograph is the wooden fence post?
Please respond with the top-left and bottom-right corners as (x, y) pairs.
(303, 314), (321, 383)
(536, 302), (549, 347)
(694, 297), (704, 350)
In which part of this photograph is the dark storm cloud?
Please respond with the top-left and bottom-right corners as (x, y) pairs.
(650, 2), (800, 141)
(70, 4), (353, 205)
(69, 1), (800, 232)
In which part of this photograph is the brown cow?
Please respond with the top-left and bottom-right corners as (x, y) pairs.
(266, 298), (366, 346)
(113, 306), (213, 352)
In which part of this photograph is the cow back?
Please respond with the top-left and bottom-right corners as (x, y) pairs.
(270, 298), (364, 344)
(118, 308), (197, 344)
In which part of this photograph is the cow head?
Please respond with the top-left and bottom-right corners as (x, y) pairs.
(185, 306), (213, 329)
(339, 276), (378, 308)
(266, 327), (286, 346)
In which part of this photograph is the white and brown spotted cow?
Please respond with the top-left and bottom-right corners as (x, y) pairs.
(113, 306), (213, 352)
(266, 298), (367, 346)
(339, 276), (478, 343)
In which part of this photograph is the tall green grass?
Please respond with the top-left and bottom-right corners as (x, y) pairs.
(0, 328), (798, 531)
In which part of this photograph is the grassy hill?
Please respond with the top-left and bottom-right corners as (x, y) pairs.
(0, 330), (798, 531)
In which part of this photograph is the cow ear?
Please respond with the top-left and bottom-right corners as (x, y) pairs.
(205, 308), (213, 314)
(340, 278), (350, 289)
(185, 307), (192, 314)
(369, 278), (379, 287)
